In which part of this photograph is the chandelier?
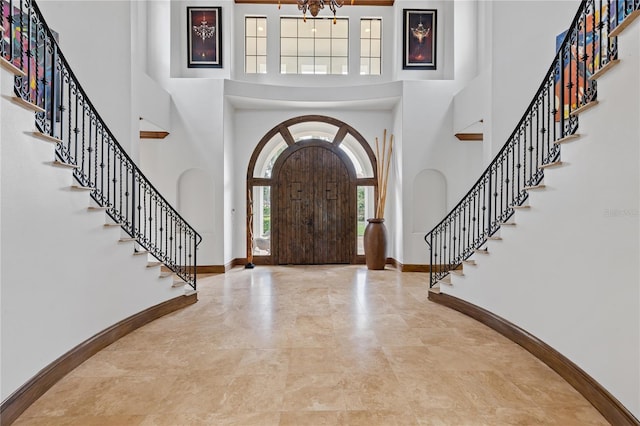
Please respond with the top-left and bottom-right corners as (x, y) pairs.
(279, 0), (354, 23)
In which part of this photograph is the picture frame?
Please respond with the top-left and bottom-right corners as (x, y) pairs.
(187, 6), (222, 68)
(403, 9), (437, 70)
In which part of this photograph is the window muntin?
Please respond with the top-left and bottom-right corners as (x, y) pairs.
(280, 17), (348, 75)
(245, 17), (267, 74)
(360, 18), (381, 75)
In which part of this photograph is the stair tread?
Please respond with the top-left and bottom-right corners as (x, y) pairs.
(1, 58), (27, 77)
(554, 134), (581, 145)
(499, 222), (516, 226)
(589, 59), (620, 81)
(147, 262), (162, 268)
(52, 159), (79, 169)
(512, 205), (530, 210)
(32, 131), (63, 144)
(119, 237), (136, 242)
(71, 184), (94, 191)
(450, 269), (464, 276)
(540, 161), (564, 169)
(133, 250), (148, 256)
(524, 184), (545, 190)
(159, 271), (173, 278)
(87, 206), (107, 211)
(475, 249), (489, 255)
(172, 281), (187, 288)
(103, 223), (123, 227)
(609, 10), (640, 37)
(488, 236), (503, 240)
(462, 260), (476, 265)
(570, 100), (598, 117)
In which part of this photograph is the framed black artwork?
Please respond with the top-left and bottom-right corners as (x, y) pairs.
(403, 9), (437, 70)
(187, 7), (222, 68)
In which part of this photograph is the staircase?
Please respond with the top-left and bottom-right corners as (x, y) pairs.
(1, 1), (202, 424)
(1, 0), (201, 290)
(424, 2), (640, 424)
(425, 1), (639, 291)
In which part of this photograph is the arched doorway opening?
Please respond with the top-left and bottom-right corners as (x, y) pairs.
(247, 115), (378, 264)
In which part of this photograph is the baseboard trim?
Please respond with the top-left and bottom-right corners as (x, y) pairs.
(428, 291), (639, 426)
(0, 293), (198, 426)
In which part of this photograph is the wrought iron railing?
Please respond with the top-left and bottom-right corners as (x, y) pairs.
(425, 0), (638, 287)
(1, 0), (201, 289)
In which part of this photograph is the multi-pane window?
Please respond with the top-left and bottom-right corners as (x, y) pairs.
(360, 18), (381, 75)
(280, 17), (348, 75)
(245, 17), (267, 74)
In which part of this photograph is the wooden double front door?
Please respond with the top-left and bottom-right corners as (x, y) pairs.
(272, 141), (356, 264)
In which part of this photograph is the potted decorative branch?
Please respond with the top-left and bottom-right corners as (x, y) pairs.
(364, 129), (393, 270)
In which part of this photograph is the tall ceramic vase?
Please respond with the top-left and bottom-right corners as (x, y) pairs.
(364, 218), (387, 270)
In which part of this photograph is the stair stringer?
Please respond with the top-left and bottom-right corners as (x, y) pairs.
(444, 22), (640, 418)
(0, 69), (185, 402)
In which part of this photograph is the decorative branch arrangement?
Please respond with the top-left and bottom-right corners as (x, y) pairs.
(375, 129), (394, 219)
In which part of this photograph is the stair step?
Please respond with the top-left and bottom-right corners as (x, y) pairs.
(554, 134), (581, 145)
(589, 59), (620, 81)
(147, 262), (162, 268)
(438, 274), (452, 284)
(609, 10), (640, 37)
(133, 250), (148, 256)
(0, 57), (26, 77)
(103, 223), (123, 227)
(512, 205), (530, 210)
(462, 260), (476, 266)
(428, 285), (441, 295)
(450, 269), (464, 277)
(71, 184), (94, 191)
(437, 279), (452, 287)
(488, 236), (503, 241)
(159, 271), (173, 278)
(172, 281), (187, 288)
(11, 96), (45, 113)
(524, 184), (545, 191)
(32, 131), (63, 144)
(184, 289), (197, 297)
(87, 206), (107, 211)
(118, 237), (136, 243)
(51, 159), (79, 169)
(475, 248), (489, 255)
(540, 161), (564, 169)
(570, 100), (598, 117)
(499, 222), (516, 226)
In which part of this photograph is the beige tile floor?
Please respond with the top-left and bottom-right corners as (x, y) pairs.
(15, 265), (607, 425)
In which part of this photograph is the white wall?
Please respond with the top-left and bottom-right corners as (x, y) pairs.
(37, 0), (138, 160)
(170, 0), (233, 79)
(400, 80), (483, 265)
(488, 0), (579, 159)
(0, 69), (183, 401)
(444, 21), (640, 418)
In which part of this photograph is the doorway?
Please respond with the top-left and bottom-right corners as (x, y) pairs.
(246, 115), (378, 265)
(272, 141), (356, 264)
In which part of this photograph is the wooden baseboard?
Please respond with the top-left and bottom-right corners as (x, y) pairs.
(428, 291), (639, 426)
(0, 293), (198, 426)
(161, 265), (227, 274)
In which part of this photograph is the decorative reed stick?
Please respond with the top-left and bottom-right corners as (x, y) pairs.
(375, 129), (394, 218)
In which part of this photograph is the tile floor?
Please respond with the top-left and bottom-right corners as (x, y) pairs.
(15, 265), (607, 425)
